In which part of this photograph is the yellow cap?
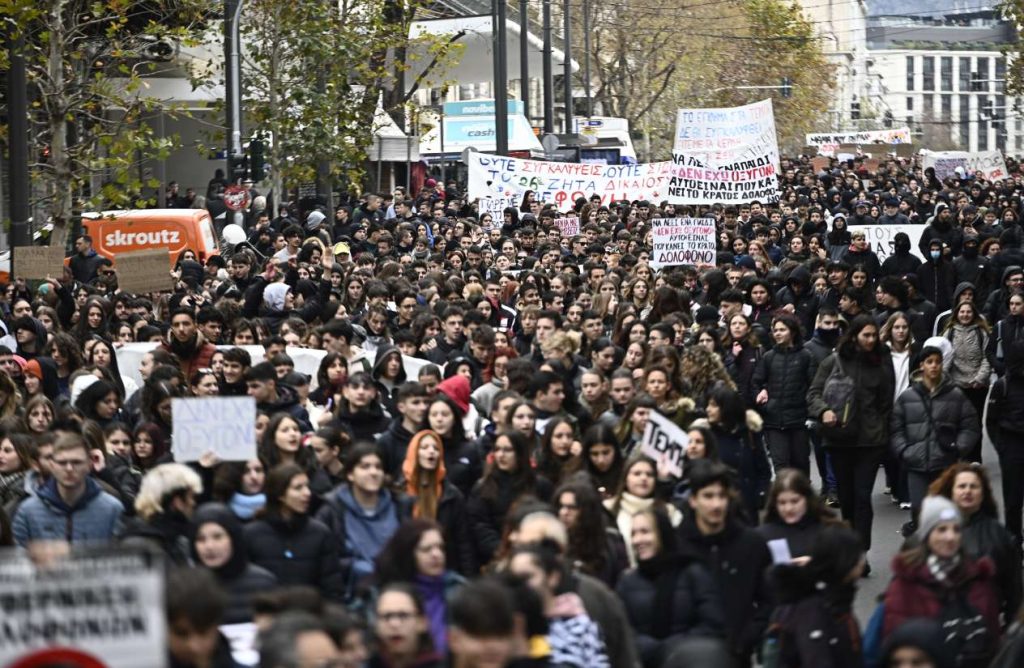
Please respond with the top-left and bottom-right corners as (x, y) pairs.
(333, 242), (350, 256)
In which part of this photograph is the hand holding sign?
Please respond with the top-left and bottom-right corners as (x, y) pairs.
(172, 397), (257, 462)
(641, 410), (688, 479)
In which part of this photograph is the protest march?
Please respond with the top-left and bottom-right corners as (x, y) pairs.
(4, 91), (1024, 668)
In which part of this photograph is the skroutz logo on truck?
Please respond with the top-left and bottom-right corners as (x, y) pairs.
(104, 228), (182, 247)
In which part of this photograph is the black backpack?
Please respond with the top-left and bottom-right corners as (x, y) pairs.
(938, 589), (994, 668)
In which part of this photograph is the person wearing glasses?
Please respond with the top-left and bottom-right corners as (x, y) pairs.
(11, 432), (124, 546)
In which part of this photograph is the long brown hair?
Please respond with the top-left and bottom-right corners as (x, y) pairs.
(928, 462), (999, 520)
(763, 468), (841, 526)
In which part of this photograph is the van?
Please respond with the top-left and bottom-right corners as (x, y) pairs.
(81, 209), (221, 267)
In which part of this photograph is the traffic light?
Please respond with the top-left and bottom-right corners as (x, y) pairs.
(780, 77), (793, 99)
(249, 137), (266, 181)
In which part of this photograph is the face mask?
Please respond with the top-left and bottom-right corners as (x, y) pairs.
(963, 245), (978, 259)
(815, 328), (840, 345)
(930, 250), (941, 261)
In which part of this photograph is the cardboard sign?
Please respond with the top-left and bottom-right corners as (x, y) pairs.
(641, 410), (688, 478)
(171, 397), (257, 462)
(893, 144), (916, 158)
(805, 127), (912, 157)
(802, 145), (820, 156)
(0, 549), (166, 668)
(13, 246), (65, 281)
(553, 217), (580, 237)
(810, 156), (830, 173)
(650, 218), (716, 268)
(115, 250), (173, 294)
(863, 158), (881, 173)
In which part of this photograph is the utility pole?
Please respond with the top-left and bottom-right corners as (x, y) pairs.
(225, 0), (244, 183)
(582, 0), (591, 118)
(520, 0), (530, 121)
(562, 0), (573, 134)
(542, 0), (554, 133)
(494, 0), (509, 155)
(7, 30), (30, 252)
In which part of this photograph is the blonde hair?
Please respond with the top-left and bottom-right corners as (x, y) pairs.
(541, 330), (581, 358)
(134, 463), (203, 520)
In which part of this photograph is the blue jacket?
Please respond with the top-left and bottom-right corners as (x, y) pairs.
(12, 477), (124, 546)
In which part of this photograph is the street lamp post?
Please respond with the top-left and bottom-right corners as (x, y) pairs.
(6, 30), (29, 253)
(225, 0), (244, 184)
(562, 0), (572, 133)
(494, 0), (509, 155)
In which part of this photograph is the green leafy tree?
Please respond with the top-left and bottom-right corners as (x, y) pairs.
(0, 0), (209, 244)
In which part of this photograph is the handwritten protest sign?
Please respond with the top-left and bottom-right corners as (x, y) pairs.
(0, 549), (165, 668)
(849, 224), (925, 263)
(468, 153), (673, 210)
(806, 127), (912, 157)
(810, 156), (830, 173)
(921, 150), (1008, 181)
(172, 397), (257, 462)
(553, 217), (580, 237)
(115, 250), (173, 294)
(641, 410), (688, 478)
(893, 144), (916, 158)
(13, 245), (65, 280)
(669, 99), (780, 205)
(478, 194), (519, 219)
(650, 218), (716, 269)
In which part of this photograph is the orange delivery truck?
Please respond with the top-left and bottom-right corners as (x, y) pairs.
(80, 208), (222, 268)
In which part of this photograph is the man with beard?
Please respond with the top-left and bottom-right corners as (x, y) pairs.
(160, 307), (217, 378)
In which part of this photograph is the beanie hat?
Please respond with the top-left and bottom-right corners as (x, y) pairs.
(881, 619), (953, 668)
(922, 336), (953, 363)
(437, 375), (470, 414)
(695, 305), (720, 326)
(23, 358), (42, 381)
(916, 495), (960, 540)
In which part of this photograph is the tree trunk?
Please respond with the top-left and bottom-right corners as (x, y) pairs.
(47, 0), (72, 246)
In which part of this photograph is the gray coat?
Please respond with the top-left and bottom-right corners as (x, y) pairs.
(890, 375), (980, 473)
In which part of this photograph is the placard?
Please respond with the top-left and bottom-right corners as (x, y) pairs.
(810, 156), (830, 173)
(640, 410), (687, 478)
(669, 99), (780, 205)
(849, 224), (925, 262)
(171, 397), (257, 462)
(805, 127), (912, 157)
(553, 217), (580, 237)
(468, 153), (673, 210)
(921, 150), (1008, 181)
(13, 246), (65, 281)
(0, 549), (165, 668)
(115, 250), (173, 294)
(650, 217), (716, 269)
(893, 144), (917, 158)
(863, 158), (881, 173)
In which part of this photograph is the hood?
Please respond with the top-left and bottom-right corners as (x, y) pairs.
(336, 482), (395, 520)
(437, 375), (471, 414)
(263, 282), (290, 311)
(372, 344), (407, 384)
(1002, 265), (1023, 286)
(306, 210), (327, 231)
(37, 476), (102, 514)
(893, 232), (912, 255)
(265, 383), (302, 411)
(190, 502), (249, 578)
(787, 264), (811, 291)
(952, 282), (975, 303)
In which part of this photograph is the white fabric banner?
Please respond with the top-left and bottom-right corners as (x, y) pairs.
(849, 224), (926, 262)
(805, 127), (912, 156)
(921, 150), (1009, 181)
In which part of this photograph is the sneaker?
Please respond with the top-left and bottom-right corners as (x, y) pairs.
(901, 520), (917, 538)
(899, 502), (911, 510)
(825, 492), (839, 507)
(884, 486), (892, 496)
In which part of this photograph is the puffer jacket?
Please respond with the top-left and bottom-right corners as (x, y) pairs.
(987, 314), (1024, 376)
(807, 348), (895, 449)
(890, 375), (980, 473)
(752, 345), (815, 428)
(242, 512), (345, 602)
(946, 324), (991, 388)
(962, 511), (1023, 624)
(987, 369), (1024, 463)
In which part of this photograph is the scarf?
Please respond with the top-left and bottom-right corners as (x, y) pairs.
(229, 492), (266, 520)
(415, 574), (449, 655)
(927, 552), (961, 583)
(608, 492), (654, 567)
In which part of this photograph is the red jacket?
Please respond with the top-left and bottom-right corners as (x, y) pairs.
(160, 336), (217, 380)
(882, 553), (1000, 640)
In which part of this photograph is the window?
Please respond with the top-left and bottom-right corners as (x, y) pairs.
(851, 101), (861, 121)
(923, 94), (933, 119)
(977, 95), (989, 150)
(976, 57), (990, 92)
(942, 94), (952, 120)
(996, 58), (1006, 93)
(959, 95), (971, 148)
(923, 56), (935, 91)
(906, 96), (914, 111)
(959, 57), (972, 91)
(941, 57), (953, 91)
(906, 56), (915, 91)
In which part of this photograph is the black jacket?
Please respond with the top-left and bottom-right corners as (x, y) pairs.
(678, 516), (773, 660)
(756, 515), (828, 560)
(807, 348), (895, 449)
(890, 376), (980, 473)
(753, 345), (815, 429)
(916, 258), (956, 315)
(987, 314), (1024, 376)
(616, 554), (725, 668)
(407, 479), (477, 576)
(376, 418), (417, 478)
(775, 266), (820, 340)
(765, 564), (862, 668)
(332, 400), (390, 442)
(242, 512), (345, 602)
(962, 511), (1023, 624)
(466, 471), (553, 566)
(986, 371), (1024, 463)
(120, 511), (193, 566)
(257, 384), (313, 433)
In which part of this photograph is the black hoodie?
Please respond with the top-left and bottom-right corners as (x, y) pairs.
(881, 232), (922, 277)
(258, 383), (312, 432)
(371, 344), (407, 415)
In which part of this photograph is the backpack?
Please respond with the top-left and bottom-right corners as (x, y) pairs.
(939, 590), (994, 667)
(820, 356), (859, 442)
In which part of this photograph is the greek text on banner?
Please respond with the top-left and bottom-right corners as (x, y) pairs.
(467, 153), (673, 210)
(650, 217), (717, 268)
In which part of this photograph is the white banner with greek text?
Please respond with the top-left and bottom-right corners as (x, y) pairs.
(650, 217), (717, 268)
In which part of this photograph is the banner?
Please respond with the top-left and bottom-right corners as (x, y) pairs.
(0, 550), (165, 668)
(849, 224), (925, 263)
(650, 217), (716, 268)
(641, 410), (688, 478)
(669, 99), (780, 205)
(467, 153), (673, 210)
(921, 150), (1008, 181)
(553, 217), (580, 237)
(806, 127), (912, 156)
(172, 397), (257, 462)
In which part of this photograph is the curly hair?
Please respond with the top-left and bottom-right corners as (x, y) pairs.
(928, 462), (1000, 520)
(681, 345), (735, 403)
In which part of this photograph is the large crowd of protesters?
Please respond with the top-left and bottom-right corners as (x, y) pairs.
(5, 154), (1024, 667)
